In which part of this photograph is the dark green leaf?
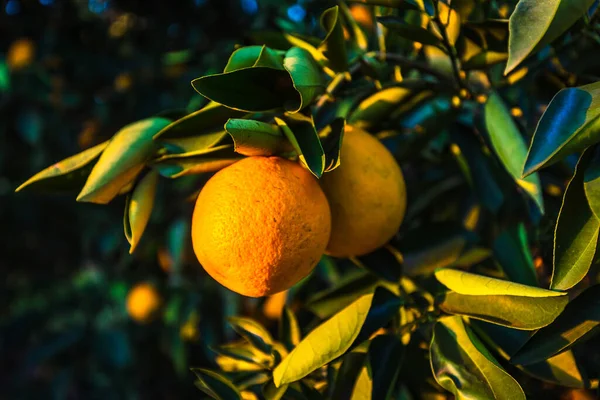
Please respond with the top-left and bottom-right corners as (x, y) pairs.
(493, 223), (538, 286)
(227, 317), (274, 356)
(512, 284), (600, 365)
(273, 294), (374, 387)
(505, 0), (594, 74)
(320, 118), (345, 173)
(225, 119), (290, 156)
(436, 269), (569, 330)
(263, 379), (288, 400)
(283, 47), (325, 112)
(355, 246), (403, 282)
(331, 352), (367, 400)
(353, 287), (403, 347)
(430, 316), (526, 399)
(523, 82), (600, 176)
(378, 16), (443, 48)
(212, 342), (272, 367)
(275, 114), (325, 178)
(484, 92), (544, 213)
(279, 306), (301, 351)
(124, 170), (159, 254)
(192, 368), (241, 400)
(224, 46), (285, 72)
(76, 118), (170, 204)
(306, 270), (379, 318)
(154, 102), (246, 140)
(159, 131), (230, 154)
(552, 151), (599, 290)
(369, 335), (404, 400)
(319, 6), (348, 73)
(151, 145), (242, 178)
(16, 141), (108, 193)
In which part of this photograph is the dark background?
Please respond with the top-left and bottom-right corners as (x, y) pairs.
(0, 0), (307, 398)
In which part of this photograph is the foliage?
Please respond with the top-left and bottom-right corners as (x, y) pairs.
(12, 0), (600, 398)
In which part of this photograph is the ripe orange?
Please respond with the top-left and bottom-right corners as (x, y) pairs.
(191, 157), (331, 297)
(126, 283), (161, 323)
(320, 125), (407, 257)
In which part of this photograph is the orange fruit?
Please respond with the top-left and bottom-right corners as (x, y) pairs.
(350, 5), (373, 29)
(320, 125), (407, 257)
(126, 283), (161, 323)
(7, 38), (35, 71)
(191, 157), (331, 297)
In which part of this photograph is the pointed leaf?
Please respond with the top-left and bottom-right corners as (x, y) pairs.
(552, 151), (599, 290)
(493, 223), (538, 286)
(505, 0), (594, 74)
(319, 118), (345, 173)
(275, 114), (325, 178)
(124, 170), (159, 254)
(463, 52), (508, 70)
(430, 316), (526, 400)
(369, 335), (404, 400)
(154, 102), (246, 140)
(436, 269), (569, 330)
(160, 131), (230, 154)
(512, 284), (600, 365)
(319, 6), (348, 73)
(77, 118), (170, 204)
(331, 352), (367, 400)
(151, 145), (242, 178)
(378, 16), (443, 48)
(352, 287), (403, 347)
(283, 47), (325, 112)
(192, 368), (242, 400)
(273, 294), (374, 387)
(263, 379), (288, 400)
(228, 317), (274, 355)
(349, 87), (413, 129)
(484, 92), (544, 213)
(523, 82), (600, 176)
(225, 119), (290, 156)
(279, 306), (301, 351)
(16, 141), (108, 193)
(351, 365), (372, 400)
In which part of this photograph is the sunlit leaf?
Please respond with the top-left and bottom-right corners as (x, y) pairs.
(263, 379), (288, 400)
(583, 146), (600, 220)
(430, 316), (526, 399)
(484, 92), (544, 213)
(331, 352), (367, 400)
(523, 82), (600, 176)
(319, 6), (348, 73)
(225, 119), (290, 156)
(463, 51), (508, 70)
(273, 294), (374, 387)
(505, 0), (594, 74)
(275, 114), (325, 178)
(283, 47), (325, 112)
(279, 306), (301, 351)
(228, 317), (274, 356)
(151, 144), (242, 178)
(349, 86), (413, 129)
(76, 118), (170, 204)
(124, 170), (159, 254)
(552, 151), (599, 290)
(320, 118), (345, 173)
(192, 368), (242, 400)
(16, 141), (108, 193)
(512, 284), (600, 365)
(351, 365), (372, 400)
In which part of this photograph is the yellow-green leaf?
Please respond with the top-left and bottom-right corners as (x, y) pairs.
(124, 170), (159, 254)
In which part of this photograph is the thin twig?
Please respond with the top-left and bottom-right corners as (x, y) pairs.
(432, 9), (466, 92)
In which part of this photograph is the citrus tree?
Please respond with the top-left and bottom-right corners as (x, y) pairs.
(16, 0), (600, 398)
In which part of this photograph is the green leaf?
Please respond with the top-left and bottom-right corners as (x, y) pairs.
(192, 368), (242, 400)
(275, 114), (325, 178)
(154, 102), (246, 140)
(225, 119), (290, 156)
(76, 118), (170, 204)
(552, 151), (600, 290)
(15, 141), (108, 193)
(320, 118), (345, 173)
(283, 47), (325, 112)
(584, 146), (600, 220)
(263, 379), (288, 400)
(505, 0), (594, 74)
(430, 316), (526, 400)
(306, 271), (379, 318)
(279, 306), (301, 351)
(351, 365), (373, 400)
(493, 223), (538, 286)
(484, 92), (544, 213)
(158, 131), (230, 154)
(436, 269), (569, 330)
(224, 46), (285, 72)
(151, 145), (242, 178)
(463, 51), (508, 70)
(512, 284), (600, 365)
(331, 353), (367, 400)
(124, 170), (159, 254)
(353, 287), (403, 347)
(355, 246), (403, 282)
(212, 342), (272, 367)
(349, 87), (413, 129)
(377, 16), (443, 48)
(523, 82), (600, 177)
(369, 335), (404, 400)
(273, 294), (374, 387)
(319, 6), (348, 73)
(228, 317), (274, 356)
